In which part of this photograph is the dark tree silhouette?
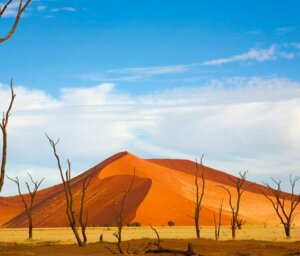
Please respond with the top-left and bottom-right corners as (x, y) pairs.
(218, 171), (248, 239)
(194, 154), (205, 239)
(0, 80), (16, 192)
(114, 225), (200, 256)
(213, 199), (223, 241)
(7, 173), (44, 239)
(46, 134), (91, 247)
(0, 0), (32, 43)
(262, 175), (300, 238)
(113, 169), (136, 254)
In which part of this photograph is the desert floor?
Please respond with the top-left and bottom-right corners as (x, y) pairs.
(0, 226), (299, 255)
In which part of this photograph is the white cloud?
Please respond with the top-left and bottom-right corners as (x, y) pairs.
(82, 44), (300, 83)
(109, 65), (190, 76)
(276, 26), (298, 35)
(83, 64), (194, 82)
(202, 45), (277, 65)
(1, 77), (300, 195)
(37, 5), (47, 11)
(279, 51), (295, 59)
(50, 7), (76, 13)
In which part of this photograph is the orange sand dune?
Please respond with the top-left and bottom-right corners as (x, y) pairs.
(1, 152), (299, 227)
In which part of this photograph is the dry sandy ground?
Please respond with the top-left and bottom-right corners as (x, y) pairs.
(0, 226), (299, 244)
(0, 226), (299, 255)
(0, 239), (300, 256)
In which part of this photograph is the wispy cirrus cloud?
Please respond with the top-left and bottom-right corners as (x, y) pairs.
(50, 7), (76, 13)
(276, 26), (298, 35)
(82, 43), (300, 82)
(1, 1), (75, 18)
(202, 43), (300, 66)
(109, 64), (190, 76)
(202, 44), (277, 65)
(37, 5), (47, 11)
(83, 64), (194, 82)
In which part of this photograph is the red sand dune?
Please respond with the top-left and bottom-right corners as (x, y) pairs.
(0, 151), (299, 227)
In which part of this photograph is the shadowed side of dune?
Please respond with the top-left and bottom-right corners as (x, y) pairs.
(0, 152), (130, 227)
(4, 174), (152, 227)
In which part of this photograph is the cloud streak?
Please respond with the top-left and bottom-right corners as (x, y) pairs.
(83, 44), (299, 82)
(202, 45), (277, 65)
(50, 7), (76, 13)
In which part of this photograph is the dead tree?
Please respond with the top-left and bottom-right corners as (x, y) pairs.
(262, 175), (300, 238)
(0, 0), (32, 43)
(146, 225), (199, 255)
(194, 154), (205, 239)
(236, 218), (245, 230)
(7, 173), (44, 239)
(0, 80), (16, 192)
(218, 171), (248, 239)
(113, 169), (136, 254)
(213, 199), (223, 241)
(120, 225), (200, 256)
(46, 134), (91, 247)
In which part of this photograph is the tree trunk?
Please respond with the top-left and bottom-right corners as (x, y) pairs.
(71, 224), (85, 247)
(195, 211), (200, 239)
(0, 129), (7, 192)
(231, 218), (236, 239)
(284, 225), (291, 238)
(28, 214), (33, 239)
(195, 224), (200, 239)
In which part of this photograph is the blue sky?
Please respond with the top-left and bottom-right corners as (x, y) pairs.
(1, 0), (300, 95)
(1, 0), (300, 194)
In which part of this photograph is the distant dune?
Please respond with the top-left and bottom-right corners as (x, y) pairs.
(0, 151), (299, 227)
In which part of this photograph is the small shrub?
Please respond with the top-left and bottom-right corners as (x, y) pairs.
(127, 222), (141, 227)
(167, 220), (175, 226)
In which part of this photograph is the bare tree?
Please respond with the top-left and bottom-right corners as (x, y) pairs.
(0, 80), (16, 192)
(262, 175), (300, 238)
(218, 171), (248, 239)
(213, 199), (223, 241)
(194, 154), (205, 239)
(0, 0), (32, 43)
(7, 173), (44, 239)
(117, 225), (199, 256)
(113, 169), (136, 254)
(46, 134), (91, 247)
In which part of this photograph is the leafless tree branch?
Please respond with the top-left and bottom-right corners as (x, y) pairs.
(46, 134), (92, 247)
(194, 154), (205, 239)
(7, 173), (44, 239)
(113, 169), (136, 254)
(218, 170), (248, 239)
(0, 0), (32, 43)
(213, 199), (223, 241)
(261, 175), (300, 238)
(0, 80), (16, 192)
